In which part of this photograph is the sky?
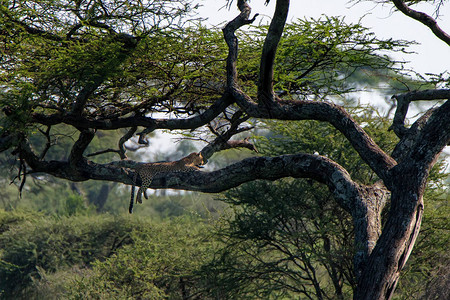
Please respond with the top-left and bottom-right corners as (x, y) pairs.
(197, 0), (450, 75)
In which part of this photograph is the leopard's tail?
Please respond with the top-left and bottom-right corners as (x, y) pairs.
(129, 173), (137, 214)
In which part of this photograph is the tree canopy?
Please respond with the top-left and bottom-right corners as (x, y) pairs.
(1, 1), (449, 299)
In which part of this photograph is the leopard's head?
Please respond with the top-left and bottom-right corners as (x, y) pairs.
(185, 152), (207, 168)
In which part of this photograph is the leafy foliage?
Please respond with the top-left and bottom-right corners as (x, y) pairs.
(65, 217), (215, 299)
(0, 211), (217, 299)
(0, 211), (137, 298)
(0, 1), (449, 299)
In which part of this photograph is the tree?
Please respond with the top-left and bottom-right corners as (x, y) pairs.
(202, 111), (395, 299)
(202, 112), (448, 299)
(0, 0), (449, 299)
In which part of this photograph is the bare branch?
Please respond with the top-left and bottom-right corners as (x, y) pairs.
(60, 153), (359, 213)
(221, 137), (259, 152)
(38, 126), (52, 160)
(201, 110), (254, 158)
(390, 89), (450, 137)
(86, 127), (137, 159)
(119, 127), (137, 159)
(16, 156), (27, 197)
(392, 0), (450, 46)
(70, 77), (108, 116)
(86, 149), (122, 158)
(232, 98), (397, 184)
(400, 99), (450, 168)
(221, 2), (396, 182)
(391, 107), (437, 162)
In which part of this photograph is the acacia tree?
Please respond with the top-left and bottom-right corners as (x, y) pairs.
(0, 0), (449, 299)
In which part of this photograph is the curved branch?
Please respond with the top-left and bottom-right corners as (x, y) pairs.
(202, 113), (256, 158)
(230, 96), (398, 185)
(18, 139), (86, 181)
(258, 0), (290, 104)
(219, 138), (258, 153)
(360, 100), (450, 298)
(223, 0), (259, 89)
(391, 107), (437, 162)
(392, 0), (450, 46)
(390, 89), (450, 137)
(118, 126), (137, 159)
(221, 1), (395, 183)
(399, 99), (450, 169)
(68, 129), (96, 168)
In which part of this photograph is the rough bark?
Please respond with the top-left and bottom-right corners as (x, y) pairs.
(354, 99), (450, 299)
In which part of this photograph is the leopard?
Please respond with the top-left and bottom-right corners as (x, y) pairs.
(129, 152), (206, 213)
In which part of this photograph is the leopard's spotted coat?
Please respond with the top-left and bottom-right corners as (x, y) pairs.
(129, 152), (206, 213)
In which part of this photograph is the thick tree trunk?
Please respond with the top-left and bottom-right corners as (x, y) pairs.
(352, 184), (389, 283)
(354, 171), (426, 299)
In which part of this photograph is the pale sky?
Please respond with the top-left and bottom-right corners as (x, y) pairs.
(197, 0), (450, 75)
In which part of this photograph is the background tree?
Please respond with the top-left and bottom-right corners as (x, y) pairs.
(0, 0), (449, 299)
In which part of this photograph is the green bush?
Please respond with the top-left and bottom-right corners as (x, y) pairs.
(0, 211), (217, 299)
(0, 211), (139, 298)
(65, 218), (216, 299)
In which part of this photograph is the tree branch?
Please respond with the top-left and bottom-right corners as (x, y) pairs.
(86, 127), (137, 159)
(118, 126), (137, 159)
(69, 129), (96, 169)
(38, 126), (52, 160)
(223, 138), (258, 152)
(391, 107), (437, 162)
(31, 93), (234, 131)
(392, 0), (450, 46)
(47, 153), (360, 213)
(399, 99), (450, 169)
(258, 0), (290, 104)
(202, 110), (256, 158)
(390, 89), (450, 138)
(222, 1), (396, 183)
(236, 98), (397, 185)
(223, 0), (259, 89)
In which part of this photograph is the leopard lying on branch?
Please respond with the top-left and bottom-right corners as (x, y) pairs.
(129, 152), (206, 213)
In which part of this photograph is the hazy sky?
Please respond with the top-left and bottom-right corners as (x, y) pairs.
(197, 0), (450, 75)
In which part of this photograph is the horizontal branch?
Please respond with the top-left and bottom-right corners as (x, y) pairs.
(55, 153), (359, 213)
(31, 93), (234, 131)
